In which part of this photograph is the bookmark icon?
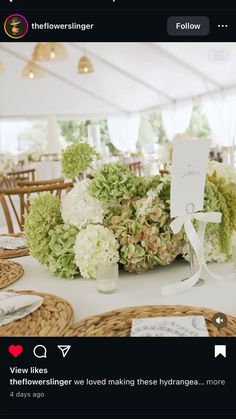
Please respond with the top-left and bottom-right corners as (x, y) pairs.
(214, 345), (226, 358)
(57, 345), (71, 358)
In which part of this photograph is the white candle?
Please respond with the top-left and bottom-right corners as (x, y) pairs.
(96, 263), (119, 294)
(98, 279), (117, 293)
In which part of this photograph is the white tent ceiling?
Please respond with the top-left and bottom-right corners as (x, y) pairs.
(1, 42), (236, 119)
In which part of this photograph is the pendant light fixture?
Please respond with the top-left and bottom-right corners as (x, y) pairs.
(33, 42), (68, 61)
(22, 60), (46, 79)
(78, 55), (94, 74)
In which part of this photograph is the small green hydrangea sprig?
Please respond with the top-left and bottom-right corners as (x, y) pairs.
(61, 142), (100, 180)
(47, 224), (79, 279)
(89, 162), (139, 203)
(24, 193), (62, 264)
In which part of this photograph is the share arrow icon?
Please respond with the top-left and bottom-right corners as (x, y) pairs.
(57, 345), (71, 358)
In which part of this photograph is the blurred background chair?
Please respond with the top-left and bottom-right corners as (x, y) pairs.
(128, 162), (142, 177)
(3, 168), (36, 188)
(17, 177), (64, 187)
(0, 181), (73, 234)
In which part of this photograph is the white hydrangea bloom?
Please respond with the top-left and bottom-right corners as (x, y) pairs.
(61, 179), (105, 229)
(74, 225), (119, 279)
(136, 189), (156, 217)
(182, 228), (232, 264)
(203, 231), (230, 263)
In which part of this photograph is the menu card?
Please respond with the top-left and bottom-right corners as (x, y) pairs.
(131, 316), (209, 337)
(170, 139), (211, 218)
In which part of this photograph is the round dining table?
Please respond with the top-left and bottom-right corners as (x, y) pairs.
(5, 256), (236, 322)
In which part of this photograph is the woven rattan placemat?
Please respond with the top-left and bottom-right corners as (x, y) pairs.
(63, 305), (236, 337)
(0, 291), (74, 336)
(0, 259), (24, 289)
(0, 233), (29, 259)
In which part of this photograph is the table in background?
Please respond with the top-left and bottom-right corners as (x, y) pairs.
(27, 161), (61, 180)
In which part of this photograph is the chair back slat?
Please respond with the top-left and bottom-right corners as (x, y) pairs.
(17, 177), (64, 187)
(8, 195), (22, 231)
(4, 169), (36, 188)
(0, 194), (14, 234)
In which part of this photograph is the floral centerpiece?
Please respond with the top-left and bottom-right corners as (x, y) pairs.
(24, 143), (236, 280)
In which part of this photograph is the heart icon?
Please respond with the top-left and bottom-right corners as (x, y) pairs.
(8, 345), (23, 358)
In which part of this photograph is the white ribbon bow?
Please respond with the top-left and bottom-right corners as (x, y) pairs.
(162, 211), (222, 296)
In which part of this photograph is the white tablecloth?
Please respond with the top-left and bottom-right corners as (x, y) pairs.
(5, 257), (236, 322)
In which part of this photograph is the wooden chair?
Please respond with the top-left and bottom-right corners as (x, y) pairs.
(4, 168), (36, 188)
(17, 177), (64, 187)
(18, 159), (26, 169)
(0, 181), (73, 234)
(128, 162), (142, 177)
(159, 169), (170, 176)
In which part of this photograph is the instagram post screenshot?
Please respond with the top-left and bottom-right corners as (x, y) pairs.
(0, 0), (236, 416)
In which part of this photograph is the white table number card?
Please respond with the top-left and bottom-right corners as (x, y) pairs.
(170, 139), (211, 218)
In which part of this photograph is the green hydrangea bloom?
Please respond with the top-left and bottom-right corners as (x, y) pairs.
(147, 175), (161, 191)
(202, 180), (221, 236)
(204, 181), (220, 212)
(24, 193), (61, 264)
(47, 224), (79, 279)
(134, 176), (149, 197)
(89, 162), (138, 202)
(61, 142), (100, 180)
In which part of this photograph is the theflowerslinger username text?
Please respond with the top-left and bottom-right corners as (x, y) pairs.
(31, 22), (95, 31)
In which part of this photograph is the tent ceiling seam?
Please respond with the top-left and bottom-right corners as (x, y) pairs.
(149, 43), (223, 89)
(69, 43), (175, 101)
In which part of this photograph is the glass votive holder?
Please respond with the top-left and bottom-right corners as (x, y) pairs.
(96, 263), (119, 294)
(232, 244), (236, 272)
